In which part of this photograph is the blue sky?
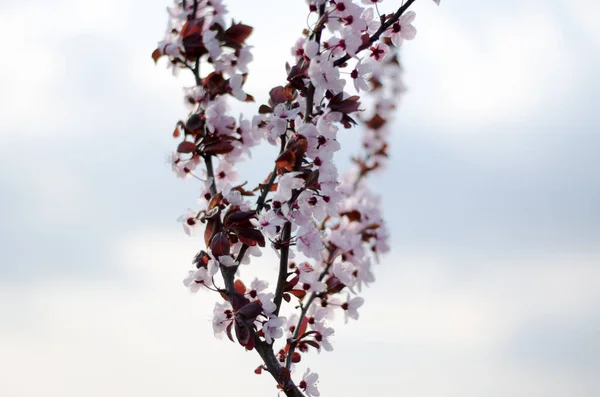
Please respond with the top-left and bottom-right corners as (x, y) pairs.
(0, 0), (599, 396)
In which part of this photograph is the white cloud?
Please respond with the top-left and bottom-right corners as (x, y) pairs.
(402, 1), (587, 129)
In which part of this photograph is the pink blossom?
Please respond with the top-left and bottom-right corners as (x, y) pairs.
(299, 368), (320, 397)
(177, 208), (200, 236)
(369, 42), (390, 62)
(351, 58), (372, 92)
(215, 160), (239, 185)
(252, 210), (286, 238)
(274, 172), (304, 202)
(212, 301), (233, 339)
(183, 259), (219, 292)
(308, 54), (346, 95)
(386, 11), (417, 47)
(297, 225), (325, 261)
(261, 315), (285, 344)
(342, 294), (364, 323)
(228, 74), (247, 101)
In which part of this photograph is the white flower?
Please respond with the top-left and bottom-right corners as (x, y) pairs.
(296, 226), (325, 261)
(229, 74), (247, 101)
(387, 11), (417, 47)
(351, 58), (372, 92)
(262, 315), (285, 344)
(274, 172), (304, 202)
(308, 54), (346, 94)
(177, 208), (200, 236)
(182, 259), (219, 292)
(252, 210), (286, 238)
(298, 262), (326, 293)
(212, 301), (233, 339)
(202, 29), (222, 59)
(300, 368), (320, 397)
(311, 320), (335, 352)
(343, 294), (364, 323)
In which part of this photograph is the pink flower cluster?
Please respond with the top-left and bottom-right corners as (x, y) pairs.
(153, 0), (441, 395)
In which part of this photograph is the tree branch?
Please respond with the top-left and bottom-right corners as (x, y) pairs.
(285, 249), (335, 369)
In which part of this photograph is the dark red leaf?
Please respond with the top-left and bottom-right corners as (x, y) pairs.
(210, 231), (230, 257)
(180, 19), (208, 58)
(225, 210), (256, 226)
(225, 321), (234, 342)
(284, 274), (300, 291)
(204, 218), (217, 247)
(288, 289), (307, 300)
(341, 210), (361, 222)
(232, 227), (265, 247)
(303, 340), (320, 349)
(326, 276), (346, 294)
(291, 352), (301, 363)
(234, 320), (252, 347)
(365, 114), (386, 130)
(177, 141), (197, 154)
(230, 292), (250, 312)
(258, 104), (273, 114)
(204, 140), (235, 155)
(237, 300), (263, 320)
(224, 23), (253, 46)
(269, 86), (288, 108)
(328, 93), (361, 114)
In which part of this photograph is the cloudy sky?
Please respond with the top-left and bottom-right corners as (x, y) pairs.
(1, 0), (599, 396)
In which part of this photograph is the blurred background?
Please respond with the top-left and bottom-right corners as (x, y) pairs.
(1, 0), (599, 396)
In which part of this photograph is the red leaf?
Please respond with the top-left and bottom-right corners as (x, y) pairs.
(284, 274), (300, 291)
(234, 279), (247, 294)
(177, 141), (197, 154)
(275, 150), (295, 172)
(291, 352), (301, 363)
(269, 86), (288, 107)
(204, 218), (217, 247)
(224, 23), (253, 46)
(172, 125), (180, 138)
(283, 293), (291, 303)
(180, 19), (208, 58)
(203, 140), (235, 155)
(207, 192), (223, 211)
(298, 316), (309, 339)
(288, 289), (307, 300)
(151, 48), (162, 63)
(303, 340), (320, 349)
(340, 210), (361, 222)
(365, 114), (386, 130)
